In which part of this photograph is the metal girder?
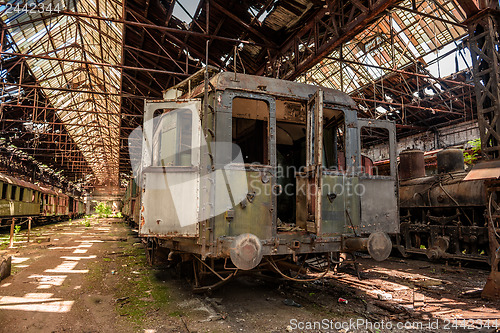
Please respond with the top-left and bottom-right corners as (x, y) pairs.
(257, 0), (398, 80)
(468, 10), (500, 159)
(456, 0), (481, 16)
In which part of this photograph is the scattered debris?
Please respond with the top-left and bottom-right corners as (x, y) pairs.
(115, 296), (129, 303)
(283, 299), (302, 307)
(377, 292), (393, 301)
(413, 278), (443, 288)
(373, 300), (413, 315)
(338, 297), (348, 304)
(460, 289), (483, 298)
(413, 290), (425, 308)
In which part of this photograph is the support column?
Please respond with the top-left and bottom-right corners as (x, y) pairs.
(467, 7), (500, 299)
(468, 10), (500, 159)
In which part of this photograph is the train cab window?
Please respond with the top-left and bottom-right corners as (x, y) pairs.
(11, 186), (17, 200)
(360, 126), (391, 176)
(232, 98), (270, 164)
(153, 108), (193, 167)
(1, 183), (7, 199)
(322, 108), (346, 172)
(19, 188), (25, 202)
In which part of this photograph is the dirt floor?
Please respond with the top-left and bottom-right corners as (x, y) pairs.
(0, 218), (499, 333)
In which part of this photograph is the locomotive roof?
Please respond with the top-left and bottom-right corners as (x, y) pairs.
(171, 71), (357, 109)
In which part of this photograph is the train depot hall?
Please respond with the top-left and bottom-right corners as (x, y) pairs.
(0, 0), (500, 332)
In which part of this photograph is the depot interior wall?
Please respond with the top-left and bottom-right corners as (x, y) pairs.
(362, 120), (479, 162)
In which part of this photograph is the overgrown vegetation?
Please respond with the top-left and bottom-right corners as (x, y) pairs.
(464, 138), (481, 165)
(80, 215), (91, 227)
(14, 225), (21, 241)
(95, 202), (112, 218)
(86, 240), (173, 330)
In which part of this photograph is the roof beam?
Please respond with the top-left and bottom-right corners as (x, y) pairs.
(210, 1), (277, 48)
(257, 0), (399, 79)
(5, 10), (270, 48)
(0, 51), (190, 77)
(455, 0), (481, 16)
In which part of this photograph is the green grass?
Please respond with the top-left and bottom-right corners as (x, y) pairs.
(85, 241), (172, 330)
(168, 310), (183, 317)
(113, 246), (172, 324)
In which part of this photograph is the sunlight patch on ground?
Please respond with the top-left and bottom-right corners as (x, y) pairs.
(45, 261), (89, 274)
(75, 240), (104, 243)
(29, 275), (67, 289)
(0, 293), (74, 313)
(61, 255), (97, 261)
(49, 246), (80, 250)
(11, 257), (30, 264)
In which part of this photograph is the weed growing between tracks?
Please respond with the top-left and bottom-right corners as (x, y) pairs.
(86, 234), (173, 331)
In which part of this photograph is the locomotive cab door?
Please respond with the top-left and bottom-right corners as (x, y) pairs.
(302, 90), (323, 233)
(357, 119), (399, 235)
(140, 99), (202, 237)
(298, 91), (363, 236)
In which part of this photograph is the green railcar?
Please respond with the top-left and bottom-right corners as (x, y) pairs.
(0, 173), (43, 225)
(122, 178), (140, 227)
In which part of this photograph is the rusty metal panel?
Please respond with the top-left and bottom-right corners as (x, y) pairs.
(140, 171), (198, 236)
(464, 160), (500, 181)
(320, 175), (361, 235)
(359, 178), (399, 234)
(321, 175), (347, 235)
(218, 169), (273, 239)
(215, 73), (357, 108)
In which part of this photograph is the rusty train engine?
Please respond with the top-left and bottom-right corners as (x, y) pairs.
(398, 149), (490, 263)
